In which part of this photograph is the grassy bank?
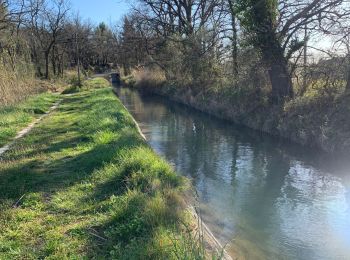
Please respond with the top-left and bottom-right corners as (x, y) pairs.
(0, 93), (59, 147)
(0, 85), (205, 259)
(127, 69), (350, 154)
(62, 77), (110, 94)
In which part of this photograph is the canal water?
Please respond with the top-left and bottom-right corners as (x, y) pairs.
(115, 87), (350, 260)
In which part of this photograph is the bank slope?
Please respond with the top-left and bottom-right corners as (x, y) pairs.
(0, 87), (205, 259)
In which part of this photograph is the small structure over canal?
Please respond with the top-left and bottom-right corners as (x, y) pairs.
(110, 72), (121, 85)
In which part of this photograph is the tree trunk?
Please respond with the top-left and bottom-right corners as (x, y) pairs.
(37, 66), (42, 77)
(51, 55), (56, 76)
(346, 54), (350, 91)
(268, 59), (294, 103)
(31, 48), (42, 77)
(232, 24), (238, 77)
(51, 45), (57, 76)
(243, 0), (293, 103)
(228, 0), (238, 77)
(183, 2), (193, 35)
(346, 67), (350, 91)
(123, 63), (130, 75)
(57, 59), (61, 77)
(45, 51), (50, 79)
(261, 35), (294, 103)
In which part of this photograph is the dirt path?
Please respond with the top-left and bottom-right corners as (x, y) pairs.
(0, 99), (62, 157)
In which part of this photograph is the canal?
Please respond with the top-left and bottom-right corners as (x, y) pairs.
(115, 87), (350, 260)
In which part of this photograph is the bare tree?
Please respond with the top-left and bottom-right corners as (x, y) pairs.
(27, 0), (69, 79)
(227, 0), (238, 77)
(134, 0), (223, 36)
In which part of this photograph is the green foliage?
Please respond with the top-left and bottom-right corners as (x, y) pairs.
(236, 0), (278, 33)
(286, 39), (306, 60)
(0, 86), (205, 259)
(235, 0), (282, 61)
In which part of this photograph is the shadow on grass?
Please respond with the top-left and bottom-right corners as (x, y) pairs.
(0, 88), (190, 259)
(0, 90), (138, 200)
(0, 132), (142, 202)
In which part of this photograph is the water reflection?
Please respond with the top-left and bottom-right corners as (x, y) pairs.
(115, 87), (350, 260)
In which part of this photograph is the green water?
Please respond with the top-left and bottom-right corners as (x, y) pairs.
(116, 87), (350, 260)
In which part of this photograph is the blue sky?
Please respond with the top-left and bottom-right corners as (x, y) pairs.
(71, 0), (131, 24)
(69, 0), (333, 57)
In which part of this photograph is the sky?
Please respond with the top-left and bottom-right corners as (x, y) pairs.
(71, 0), (131, 25)
(69, 0), (336, 59)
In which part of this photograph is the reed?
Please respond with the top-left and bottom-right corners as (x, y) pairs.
(0, 59), (43, 106)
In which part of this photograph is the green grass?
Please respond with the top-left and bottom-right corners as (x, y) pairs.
(0, 87), (205, 259)
(62, 77), (110, 94)
(0, 93), (59, 147)
(83, 77), (110, 89)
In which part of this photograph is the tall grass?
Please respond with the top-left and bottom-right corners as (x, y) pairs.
(62, 77), (110, 94)
(0, 58), (45, 106)
(132, 67), (166, 90)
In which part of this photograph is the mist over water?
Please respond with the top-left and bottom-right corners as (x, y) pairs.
(116, 87), (350, 260)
